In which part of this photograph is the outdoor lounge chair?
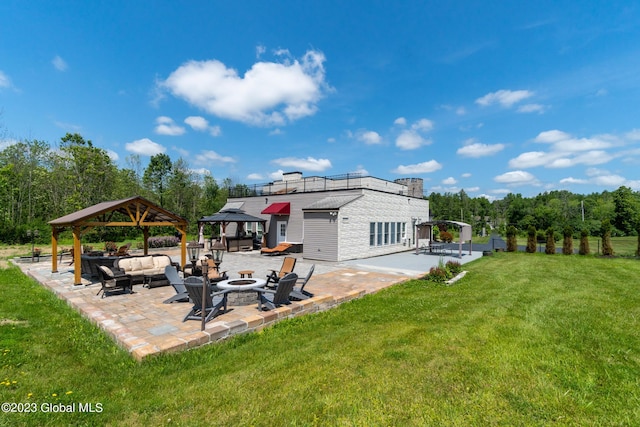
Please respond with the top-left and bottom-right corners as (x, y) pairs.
(289, 264), (315, 301)
(183, 276), (229, 323)
(266, 256), (296, 287)
(97, 265), (133, 298)
(260, 242), (293, 255)
(205, 259), (229, 289)
(256, 272), (298, 311)
(163, 265), (189, 304)
(115, 243), (131, 257)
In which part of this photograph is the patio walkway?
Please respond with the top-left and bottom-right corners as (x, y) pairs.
(14, 248), (482, 360)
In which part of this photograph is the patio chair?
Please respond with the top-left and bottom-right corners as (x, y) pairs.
(115, 243), (131, 257)
(162, 265), (189, 304)
(289, 264), (315, 301)
(183, 276), (229, 323)
(256, 272), (298, 311)
(205, 258), (229, 290)
(260, 242), (293, 255)
(97, 265), (133, 298)
(265, 256), (296, 287)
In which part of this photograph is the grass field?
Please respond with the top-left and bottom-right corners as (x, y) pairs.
(1, 253), (640, 425)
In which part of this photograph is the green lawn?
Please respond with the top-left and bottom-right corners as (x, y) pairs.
(1, 253), (640, 425)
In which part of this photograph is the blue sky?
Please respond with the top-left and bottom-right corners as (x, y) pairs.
(2, 1), (640, 199)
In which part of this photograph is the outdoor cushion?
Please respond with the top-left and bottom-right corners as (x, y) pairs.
(140, 256), (155, 270)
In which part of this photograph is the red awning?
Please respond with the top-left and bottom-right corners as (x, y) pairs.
(261, 202), (290, 215)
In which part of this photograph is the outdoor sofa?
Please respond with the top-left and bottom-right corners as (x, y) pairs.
(113, 254), (176, 286)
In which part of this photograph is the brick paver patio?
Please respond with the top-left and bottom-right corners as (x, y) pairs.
(15, 249), (411, 360)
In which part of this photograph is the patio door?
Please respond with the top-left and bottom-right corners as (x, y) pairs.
(277, 221), (287, 244)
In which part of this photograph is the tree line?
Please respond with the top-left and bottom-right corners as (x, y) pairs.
(0, 133), (247, 244)
(2, 133), (639, 245)
(428, 186), (640, 239)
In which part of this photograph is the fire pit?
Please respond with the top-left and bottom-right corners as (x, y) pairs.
(217, 278), (267, 306)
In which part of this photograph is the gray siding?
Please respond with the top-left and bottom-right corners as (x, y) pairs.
(303, 212), (338, 261)
(228, 187), (429, 261)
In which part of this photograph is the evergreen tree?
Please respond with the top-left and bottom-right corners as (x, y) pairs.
(526, 225), (537, 253)
(579, 228), (590, 255)
(562, 225), (573, 255)
(545, 227), (555, 255)
(506, 225), (517, 252)
(601, 219), (614, 256)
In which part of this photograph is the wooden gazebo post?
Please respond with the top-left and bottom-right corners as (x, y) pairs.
(72, 226), (82, 286)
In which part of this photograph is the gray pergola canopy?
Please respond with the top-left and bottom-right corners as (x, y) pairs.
(197, 208), (267, 249)
(416, 220), (473, 257)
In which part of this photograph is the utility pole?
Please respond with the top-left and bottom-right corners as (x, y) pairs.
(581, 200), (584, 222)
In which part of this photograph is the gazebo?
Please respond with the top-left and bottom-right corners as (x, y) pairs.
(48, 196), (189, 286)
(197, 208), (267, 251)
(416, 220), (473, 257)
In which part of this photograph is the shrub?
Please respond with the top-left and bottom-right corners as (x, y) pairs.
(545, 227), (555, 255)
(440, 231), (453, 243)
(506, 226), (517, 252)
(424, 266), (448, 283)
(526, 226), (537, 253)
(446, 260), (462, 275)
(148, 236), (180, 248)
(579, 228), (590, 255)
(562, 226), (573, 255)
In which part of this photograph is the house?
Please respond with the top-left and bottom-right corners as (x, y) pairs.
(224, 172), (429, 262)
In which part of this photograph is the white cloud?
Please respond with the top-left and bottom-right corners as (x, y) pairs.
(184, 116), (209, 131)
(592, 174), (626, 187)
(351, 165), (369, 176)
(477, 193), (497, 201)
(511, 130), (622, 170)
(160, 49), (329, 126)
(393, 160), (442, 174)
(475, 89), (534, 108)
(394, 117), (407, 126)
(534, 130), (571, 143)
(52, 55), (68, 72)
(190, 167), (210, 176)
(105, 149), (119, 161)
(154, 116), (185, 136)
(461, 173), (472, 178)
(442, 177), (457, 185)
(247, 173), (264, 180)
(626, 129), (640, 140)
(560, 177), (588, 184)
(494, 170), (537, 185)
(411, 118), (434, 132)
(327, 137), (336, 143)
(358, 130), (382, 145)
(396, 130), (430, 150)
(125, 138), (166, 156)
(256, 45), (266, 58)
(457, 141), (505, 158)
(197, 150), (235, 164)
(272, 156), (332, 172)
(0, 71), (11, 88)
(269, 169), (285, 180)
(509, 151), (557, 168)
(456, 107), (466, 115)
(466, 186), (480, 192)
(184, 115), (222, 136)
(517, 103), (546, 114)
